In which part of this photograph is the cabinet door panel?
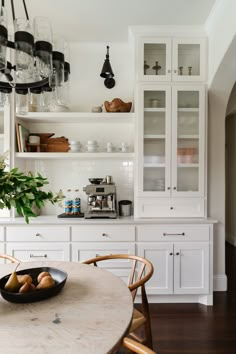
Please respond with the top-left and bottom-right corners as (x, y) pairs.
(6, 243), (70, 261)
(172, 38), (206, 82)
(138, 242), (173, 294)
(174, 242), (209, 294)
(172, 85), (205, 197)
(136, 84), (171, 197)
(137, 37), (172, 81)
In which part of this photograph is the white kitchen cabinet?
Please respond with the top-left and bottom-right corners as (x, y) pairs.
(134, 83), (206, 218)
(137, 224), (211, 296)
(138, 242), (209, 295)
(6, 243), (70, 261)
(137, 36), (206, 82)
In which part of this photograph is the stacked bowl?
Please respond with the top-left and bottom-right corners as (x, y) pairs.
(69, 140), (81, 152)
(86, 140), (98, 152)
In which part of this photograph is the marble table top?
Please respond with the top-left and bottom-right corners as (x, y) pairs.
(0, 261), (133, 354)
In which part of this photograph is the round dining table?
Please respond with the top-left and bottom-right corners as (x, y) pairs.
(0, 261), (133, 354)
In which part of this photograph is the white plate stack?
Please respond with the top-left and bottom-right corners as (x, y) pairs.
(86, 140), (98, 152)
(69, 140), (81, 152)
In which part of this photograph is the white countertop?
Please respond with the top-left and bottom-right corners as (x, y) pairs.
(0, 215), (218, 225)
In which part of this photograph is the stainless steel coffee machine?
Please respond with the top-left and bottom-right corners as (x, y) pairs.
(83, 179), (117, 219)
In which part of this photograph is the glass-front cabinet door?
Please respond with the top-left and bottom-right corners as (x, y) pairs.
(171, 86), (205, 196)
(137, 37), (206, 82)
(137, 37), (172, 81)
(136, 85), (171, 196)
(172, 38), (206, 82)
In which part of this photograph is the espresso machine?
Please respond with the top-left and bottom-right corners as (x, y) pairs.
(83, 179), (117, 219)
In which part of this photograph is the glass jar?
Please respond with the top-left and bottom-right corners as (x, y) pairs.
(16, 89), (28, 114)
(29, 87), (44, 112)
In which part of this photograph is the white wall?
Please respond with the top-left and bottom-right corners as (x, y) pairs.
(206, 0), (236, 290)
(35, 41), (136, 215)
(69, 42), (135, 111)
(206, 0), (236, 85)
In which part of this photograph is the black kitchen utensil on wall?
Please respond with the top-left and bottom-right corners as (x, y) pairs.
(100, 46), (115, 89)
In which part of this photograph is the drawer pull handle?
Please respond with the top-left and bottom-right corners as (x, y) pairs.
(35, 233), (41, 237)
(167, 69), (171, 73)
(169, 252), (173, 256)
(170, 207), (174, 210)
(102, 233), (109, 237)
(163, 232), (185, 236)
(30, 254), (47, 258)
(176, 252), (180, 256)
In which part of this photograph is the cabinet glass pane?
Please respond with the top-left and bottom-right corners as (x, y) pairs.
(144, 44), (166, 77)
(177, 90), (199, 192)
(177, 44), (200, 77)
(143, 90), (166, 192)
(144, 167), (165, 192)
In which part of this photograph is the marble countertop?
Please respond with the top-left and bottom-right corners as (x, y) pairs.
(0, 215), (217, 225)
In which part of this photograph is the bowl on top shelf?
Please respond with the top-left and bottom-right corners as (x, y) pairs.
(104, 98), (132, 112)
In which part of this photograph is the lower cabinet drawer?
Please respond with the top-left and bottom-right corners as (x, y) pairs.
(137, 224), (210, 242)
(6, 226), (70, 242)
(137, 198), (205, 218)
(6, 243), (70, 261)
(72, 242), (135, 268)
(0, 227), (4, 241)
(72, 225), (135, 242)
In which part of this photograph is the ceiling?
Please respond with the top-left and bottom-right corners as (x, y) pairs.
(10, 0), (216, 42)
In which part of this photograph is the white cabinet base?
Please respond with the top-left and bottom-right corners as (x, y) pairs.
(136, 294), (213, 305)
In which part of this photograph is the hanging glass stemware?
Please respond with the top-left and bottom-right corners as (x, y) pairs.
(0, 3), (8, 70)
(52, 35), (64, 87)
(14, 17), (35, 83)
(34, 16), (53, 80)
(144, 60), (150, 75)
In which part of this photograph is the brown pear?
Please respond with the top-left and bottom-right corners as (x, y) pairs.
(17, 274), (33, 285)
(29, 283), (36, 292)
(36, 275), (55, 290)
(19, 282), (31, 293)
(37, 271), (50, 284)
(4, 272), (21, 293)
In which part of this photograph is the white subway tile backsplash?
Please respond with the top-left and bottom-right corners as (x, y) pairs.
(30, 159), (134, 215)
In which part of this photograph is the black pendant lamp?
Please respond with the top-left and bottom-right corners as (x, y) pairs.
(100, 46), (115, 89)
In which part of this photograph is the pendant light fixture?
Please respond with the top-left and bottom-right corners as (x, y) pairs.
(0, 0), (71, 96)
(100, 46), (115, 89)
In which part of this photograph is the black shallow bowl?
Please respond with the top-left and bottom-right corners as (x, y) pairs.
(89, 178), (103, 184)
(0, 267), (67, 304)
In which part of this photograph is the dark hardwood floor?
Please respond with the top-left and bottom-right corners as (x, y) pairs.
(147, 242), (236, 354)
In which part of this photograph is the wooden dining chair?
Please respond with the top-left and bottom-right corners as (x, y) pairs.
(0, 254), (19, 263)
(83, 254), (154, 349)
(122, 337), (156, 354)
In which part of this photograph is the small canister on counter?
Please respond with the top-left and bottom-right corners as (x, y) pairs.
(64, 189), (73, 215)
(72, 189), (81, 215)
(118, 200), (132, 216)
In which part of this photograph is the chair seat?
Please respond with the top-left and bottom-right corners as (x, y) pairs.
(130, 308), (147, 332)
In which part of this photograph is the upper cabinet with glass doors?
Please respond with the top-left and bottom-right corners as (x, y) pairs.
(137, 37), (206, 82)
(135, 84), (206, 218)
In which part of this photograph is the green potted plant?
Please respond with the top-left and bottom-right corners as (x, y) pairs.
(0, 153), (63, 223)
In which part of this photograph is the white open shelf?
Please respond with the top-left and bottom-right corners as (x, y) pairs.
(144, 134), (165, 139)
(144, 108), (166, 112)
(177, 108), (199, 112)
(16, 112), (135, 124)
(178, 134), (199, 139)
(15, 152), (135, 159)
(144, 163), (166, 168)
(177, 163), (199, 168)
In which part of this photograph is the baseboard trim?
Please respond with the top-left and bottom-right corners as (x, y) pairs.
(213, 275), (227, 291)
